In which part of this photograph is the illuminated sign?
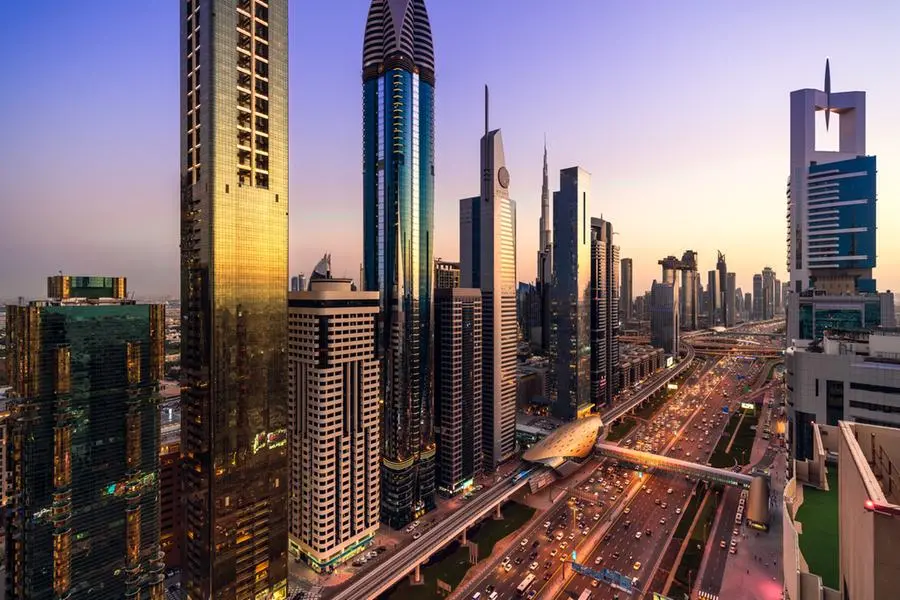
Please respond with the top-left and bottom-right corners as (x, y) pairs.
(667, 383), (678, 390)
(740, 402), (755, 410)
(665, 357), (675, 368)
(572, 551), (577, 561)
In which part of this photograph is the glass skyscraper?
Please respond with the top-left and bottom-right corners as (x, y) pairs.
(5, 297), (165, 599)
(549, 167), (593, 420)
(179, 0), (289, 597)
(362, 0), (437, 529)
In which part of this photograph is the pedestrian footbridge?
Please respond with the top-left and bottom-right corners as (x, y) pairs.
(593, 442), (754, 488)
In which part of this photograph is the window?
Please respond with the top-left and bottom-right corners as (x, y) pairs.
(850, 382), (900, 395)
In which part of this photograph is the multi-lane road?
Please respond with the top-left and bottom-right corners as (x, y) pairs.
(457, 352), (767, 600)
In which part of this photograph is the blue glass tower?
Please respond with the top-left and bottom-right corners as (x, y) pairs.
(362, 0), (436, 529)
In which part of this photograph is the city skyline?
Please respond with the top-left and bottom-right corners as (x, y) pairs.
(2, 1), (899, 300)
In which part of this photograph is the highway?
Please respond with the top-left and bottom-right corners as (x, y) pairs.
(602, 343), (697, 424)
(558, 354), (765, 599)
(330, 471), (534, 600)
(454, 354), (711, 600)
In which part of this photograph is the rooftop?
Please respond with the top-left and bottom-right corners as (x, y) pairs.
(795, 468), (840, 590)
(522, 415), (603, 469)
(840, 421), (900, 507)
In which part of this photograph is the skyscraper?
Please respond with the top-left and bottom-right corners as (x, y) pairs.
(707, 270), (719, 325)
(434, 288), (482, 496)
(762, 267), (776, 319)
(620, 258), (633, 324)
(650, 280), (680, 355)
(753, 273), (763, 320)
(362, 0), (436, 527)
(179, 0), (289, 596)
(536, 139), (553, 351)
(549, 167), (592, 420)
(287, 272), (380, 572)
(460, 87), (517, 469)
(717, 252), (728, 327)
(726, 272), (737, 326)
(590, 218), (620, 409)
(788, 60), (875, 295)
(6, 290), (165, 599)
(680, 250), (700, 330)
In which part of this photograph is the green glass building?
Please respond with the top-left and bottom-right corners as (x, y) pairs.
(5, 298), (165, 599)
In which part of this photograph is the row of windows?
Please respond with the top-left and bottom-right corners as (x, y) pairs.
(236, 1), (271, 189)
(850, 400), (900, 414)
(850, 381), (900, 396)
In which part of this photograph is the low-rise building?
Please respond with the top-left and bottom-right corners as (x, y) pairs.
(784, 421), (900, 600)
(786, 328), (900, 460)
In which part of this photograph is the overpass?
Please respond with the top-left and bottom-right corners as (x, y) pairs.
(330, 470), (539, 600)
(330, 346), (698, 599)
(593, 443), (754, 488)
(602, 343), (696, 424)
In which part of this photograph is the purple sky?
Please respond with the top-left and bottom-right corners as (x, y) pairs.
(1, 0), (898, 301)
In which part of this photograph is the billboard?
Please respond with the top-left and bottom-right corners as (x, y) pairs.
(666, 356), (675, 368)
(667, 383), (678, 390)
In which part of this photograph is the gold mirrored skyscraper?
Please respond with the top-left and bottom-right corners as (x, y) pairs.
(179, 0), (289, 597)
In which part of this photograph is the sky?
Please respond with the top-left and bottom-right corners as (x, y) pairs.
(1, 0), (899, 301)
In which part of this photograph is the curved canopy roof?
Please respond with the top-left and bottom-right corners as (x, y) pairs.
(522, 416), (604, 469)
(362, 0), (434, 79)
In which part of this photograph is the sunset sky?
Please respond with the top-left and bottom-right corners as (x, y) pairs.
(2, 0), (898, 300)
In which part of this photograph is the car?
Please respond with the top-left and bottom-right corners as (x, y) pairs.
(733, 528), (739, 536)
(593, 514), (601, 521)
(634, 531), (642, 539)
(503, 563), (512, 572)
(667, 488), (674, 494)
(515, 557), (523, 565)
(472, 593), (481, 600)
(633, 561), (642, 570)
(550, 549), (558, 557)
(413, 532), (421, 539)
(645, 529), (652, 536)
(655, 498), (661, 505)
(520, 538), (528, 547)
(659, 518), (666, 525)
(543, 572), (551, 580)
(544, 521), (552, 529)
(567, 533), (576, 541)
(529, 561), (538, 571)
(527, 590), (537, 600)
(730, 539), (737, 547)
(486, 584), (495, 593)
(729, 546), (737, 555)
(661, 502), (668, 509)
(532, 540), (540, 548)
(591, 579), (600, 588)
(603, 533), (612, 542)
(594, 556), (603, 565)
(582, 529), (589, 536)
(720, 540), (727, 549)
(560, 542), (568, 550)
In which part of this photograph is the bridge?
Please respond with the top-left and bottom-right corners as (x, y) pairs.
(593, 443), (754, 488)
(330, 472), (538, 600)
(331, 345), (699, 599)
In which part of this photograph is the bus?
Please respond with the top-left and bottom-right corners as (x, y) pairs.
(516, 574), (536, 595)
(577, 589), (593, 600)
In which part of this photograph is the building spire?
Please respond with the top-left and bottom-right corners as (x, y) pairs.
(484, 84), (489, 136)
(824, 57), (832, 130)
(539, 136), (550, 251)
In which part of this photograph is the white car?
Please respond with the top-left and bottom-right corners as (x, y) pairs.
(634, 531), (642, 539)
(529, 561), (538, 571)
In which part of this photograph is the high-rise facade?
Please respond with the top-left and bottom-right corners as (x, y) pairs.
(549, 167), (592, 420)
(650, 280), (680, 355)
(590, 218), (619, 409)
(716, 252), (729, 326)
(435, 258), (461, 290)
(707, 270), (719, 325)
(536, 140), (553, 351)
(434, 288), (482, 496)
(726, 272), (737, 326)
(179, 0), (290, 596)
(5, 295), (165, 599)
(620, 258), (633, 324)
(459, 89), (517, 468)
(762, 267), (776, 319)
(753, 273), (763, 320)
(362, 0), (437, 528)
(287, 276), (380, 572)
(788, 60), (875, 295)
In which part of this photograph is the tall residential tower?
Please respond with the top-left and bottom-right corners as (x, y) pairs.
(788, 60), (875, 295)
(590, 218), (620, 408)
(549, 167), (592, 420)
(460, 87), (518, 469)
(362, 0), (437, 528)
(179, 0), (290, 596)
